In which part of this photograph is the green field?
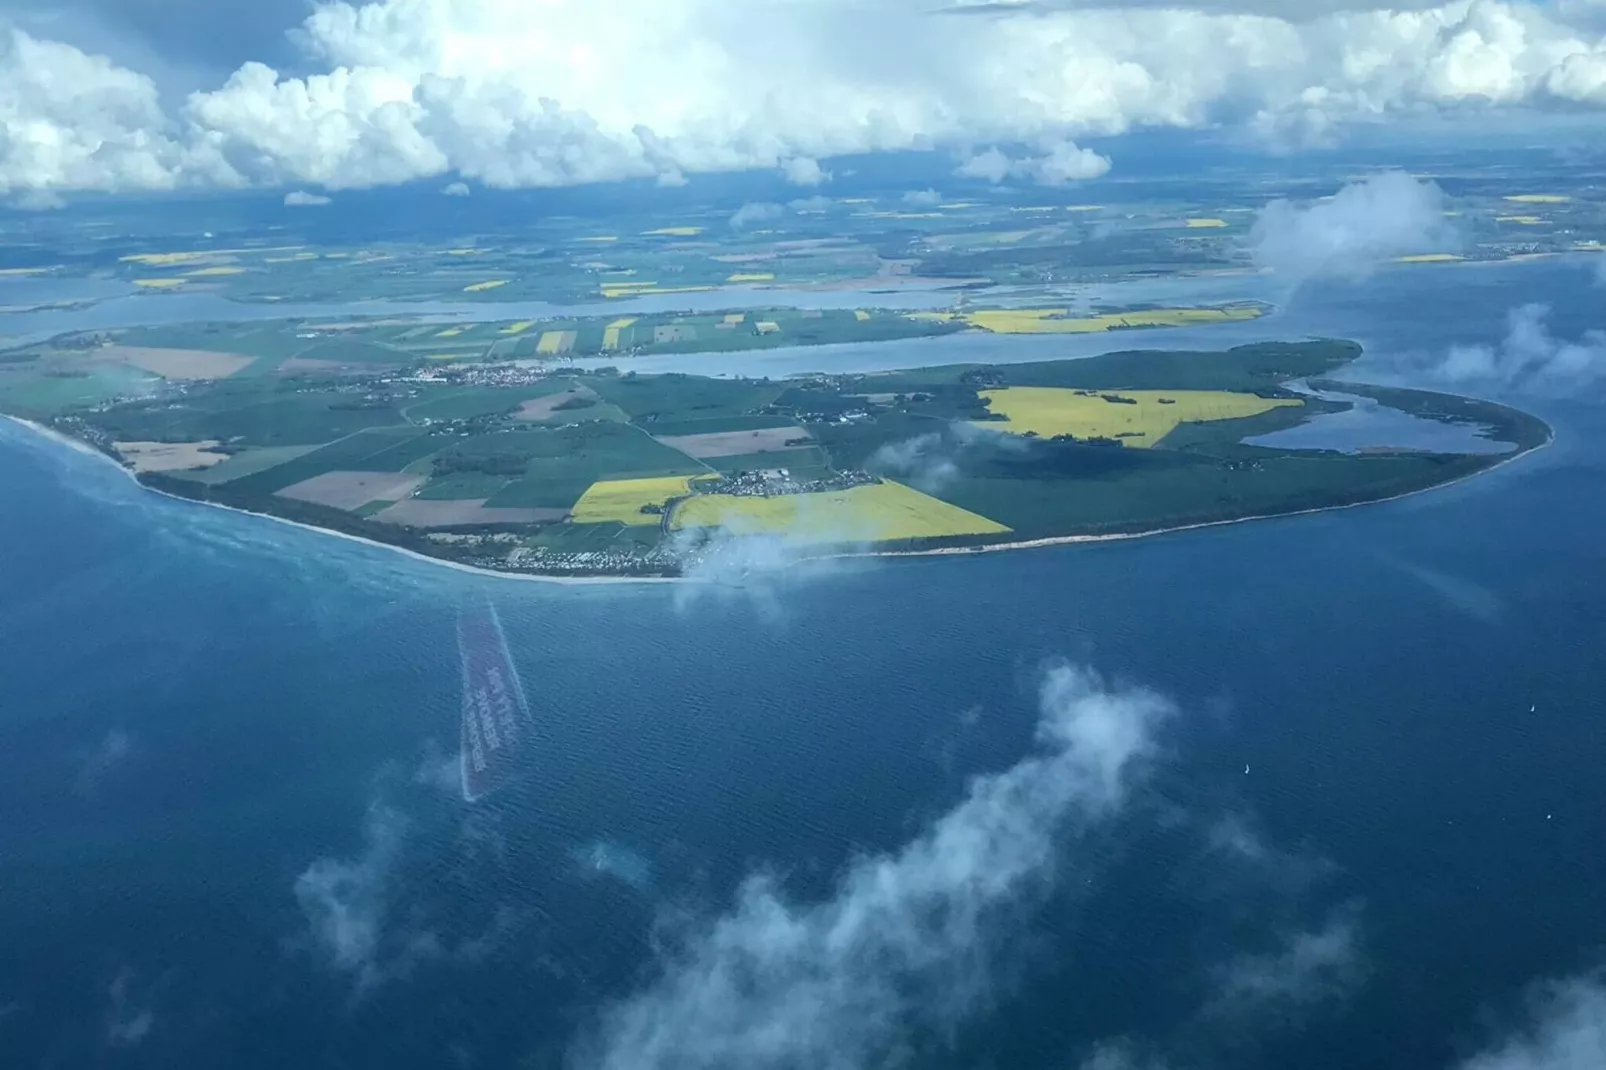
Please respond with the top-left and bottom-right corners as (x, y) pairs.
(0, 335), (1548, 577)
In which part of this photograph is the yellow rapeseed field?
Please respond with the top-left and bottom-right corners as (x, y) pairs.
(723, 313), (746, 325)
(572, 476), (697, 525)
(1504, 194), (1570, 204)
(643, 227), (704, 237)
(133, 278), (186, 289)
(184, 266), (246, 277)
(435, 327), (465, 338)
(1495, 216), (1544, 225)
(670, 480), (1010, 542)
(602, 318), (637, 349)
(1184, 218), (1228, 228)
(464, 280), (509, 292)
(960, 305), (1263, 335)
(976, 388), (1302, 448)
(854, 310), (871, 321)
(727, 272), (775, 283)
(500, 321), (535, 335)
(1393, 253), (1465, 264)
(536, 330), (578, 355)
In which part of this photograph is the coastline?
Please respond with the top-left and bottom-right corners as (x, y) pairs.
(2, 411), (1553, 586)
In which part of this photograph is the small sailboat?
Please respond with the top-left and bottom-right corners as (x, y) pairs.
(1244, 764), (1250, 775)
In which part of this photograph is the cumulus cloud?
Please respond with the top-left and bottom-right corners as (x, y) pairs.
(903, 188), (943, 207)
(1250, 171), (1459, 282)
(294, 801), (408, 991)
(574, 664), (1173, 1070)
(10, 1), (1606, 194)
(956, 140), (1112, 185)
(1459, 974), (1606, 1070)
(283, 189), (332, 206)
(728, 201), (785, 229)
(1428, 303), (1606, 393)
(441, 180), (470, 196)
(781, 156), (830, 186)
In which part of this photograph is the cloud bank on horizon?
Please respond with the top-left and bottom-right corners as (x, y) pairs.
(6, 0), (1606, 198)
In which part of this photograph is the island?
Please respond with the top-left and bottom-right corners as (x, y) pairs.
(0, 318), (1550, 579)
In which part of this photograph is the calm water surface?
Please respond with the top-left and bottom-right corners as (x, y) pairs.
(1, 263), (1604, 1069)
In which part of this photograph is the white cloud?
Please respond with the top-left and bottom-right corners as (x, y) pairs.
(1213, 909), (1364, 1011)
(294, 801), (407, 991)
(787, 194), (834, 213)
(575, 664), (1174, 1070)
(871, 432), (960, 492)
(903, 187), (943, 206)
(283, 189), (332, 206)
(1459, 975), (1606, 1070)
(104, 968), (155, 1048)
(956, 140), (1112, 185)
(1250, 172), (1458, 281)
(782, 155), (829, 186)
(1429, 303), (1606, 392)
(728, 201), (784, 229)
(11, 189), (66, 210)
(8, 1), (1606, 194)
(441, 180), (470, 196)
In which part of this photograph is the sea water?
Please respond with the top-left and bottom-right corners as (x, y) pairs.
(2, 264), (1605, 1069)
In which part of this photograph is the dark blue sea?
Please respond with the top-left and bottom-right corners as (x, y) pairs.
(4, 268), (1606, 1069)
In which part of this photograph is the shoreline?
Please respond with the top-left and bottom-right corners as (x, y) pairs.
(1, 411), (1553, 587)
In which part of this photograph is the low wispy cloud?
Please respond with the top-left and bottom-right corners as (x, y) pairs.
(294, 801), (409, 992)
(284, 190), (332, 207)
(1250, 172), (1458, 283)
(1212, 908), (1365, 1014)
(574, 664), (1174, 1070)
(956, 139), (1112, 185)
(782, 156), (830, 187)
(1427, 304), (1606, 393)
(869, 432), (959, 492)
(729, 201), (785, 229)
(73, 727), (136, 799)
(868, 422), (1026, 493)
(104, 968), (155, 1048)
(441, 181), (471, 197)
(668, 524), (864, 620)
(1459, 974), (1606, 1070)
(788, 195), (834, 213)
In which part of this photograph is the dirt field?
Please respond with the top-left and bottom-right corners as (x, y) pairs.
(114, 440), (230, 473)
(514, 385), (600, 422)
(655, 426), (811, 458)
(276, 357), (347, 374)
(276, 471), (427, 510)
(102, 346), (256, 380)
(372, 499), (567, 527)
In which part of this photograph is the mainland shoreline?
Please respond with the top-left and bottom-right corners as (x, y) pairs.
(2, 411), (1553, 588)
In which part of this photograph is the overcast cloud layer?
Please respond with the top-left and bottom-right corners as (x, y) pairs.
(6, 0), (1606, 196)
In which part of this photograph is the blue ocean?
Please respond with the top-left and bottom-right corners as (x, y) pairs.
(3, 263), (1606, 1069)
